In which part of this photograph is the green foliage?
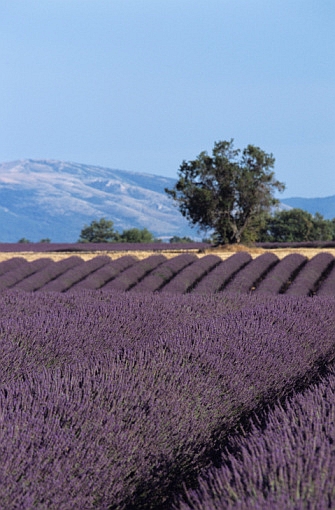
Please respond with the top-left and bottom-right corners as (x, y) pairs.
(312, 212), (335, 241)
(239, 211), (270, 245)
(169, 236), (194, 243)
(165, 139), (285, 244)
(119, 228), (156, 243)
(78, 219), (158, 243)
(17, 238), (51, 243)
(258, 208), (335, 242)
(78, 218), (120, 243)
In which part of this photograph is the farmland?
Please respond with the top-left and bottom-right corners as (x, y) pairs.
(1, 243), (335, 508)
(0, 244), (334, 295)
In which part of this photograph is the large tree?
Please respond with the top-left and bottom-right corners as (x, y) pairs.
(165, 139), (285, 244)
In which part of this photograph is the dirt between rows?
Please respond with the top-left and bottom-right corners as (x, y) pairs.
(0, 245), (335, 263)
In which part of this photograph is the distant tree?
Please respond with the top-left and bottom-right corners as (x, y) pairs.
(119, 228), (155, 243)
(165, 139), (285, 244)
(169, 236), (194, 243)
(258, 209), (335, 242)
(40, 238), (51, 243)
(310, 212), (335, 241)
(18, 237), (31, 243)
(332, 219), (335, 240)
(78, 218), (120, 243)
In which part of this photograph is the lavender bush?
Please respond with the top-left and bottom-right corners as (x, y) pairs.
(0, 258), (50, 290)
(131, 253), (197, 293)
(159, 255), (221, 294)
(256, 253), (307, 295)
(70, 255), (137, 290)
(224, 252), (279, 294)
(317, 263), (335, 296)
(285, 252), (334, 296)
(191, 252), (252, 294)
(40, 255), (111, 292)
(102, 254), (166, 291)
(12, 256), (83, 291)
(0, 257), (28, 276)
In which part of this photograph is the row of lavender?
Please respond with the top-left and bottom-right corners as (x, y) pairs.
(0, 242), (208, 252)
(175, 363), (335, 510)
(1, 291), (335, 509)
(1, 240), (335, 252)
(0, 252), (335, 295)
(256, 240), (335, 249)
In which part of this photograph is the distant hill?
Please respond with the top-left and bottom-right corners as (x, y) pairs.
(0, 159), (333, 243)
(281, 196), (335, 220)
(0, 159), (199, 242)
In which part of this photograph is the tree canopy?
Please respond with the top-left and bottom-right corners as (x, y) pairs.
(119, 228), (156, 243)
(165, 139), (285, 244)
(78, 219), (157, 243)
(78, 218), (119, 243)
(169, 236), (194, 243)
(258, 209), (335, 242)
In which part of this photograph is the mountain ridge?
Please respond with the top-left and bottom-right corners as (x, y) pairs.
(0, 159), (198, 242)
(0, 159), (334, 242)
(281, 195), (335, 220)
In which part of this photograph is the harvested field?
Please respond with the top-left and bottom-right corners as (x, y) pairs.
(202, 244), (335, 260)
(1, 244), (335, 263)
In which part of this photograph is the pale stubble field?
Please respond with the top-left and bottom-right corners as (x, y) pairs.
(1, 245), (335, 262)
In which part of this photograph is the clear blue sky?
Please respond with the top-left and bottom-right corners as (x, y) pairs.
(1, 0), (334, 198)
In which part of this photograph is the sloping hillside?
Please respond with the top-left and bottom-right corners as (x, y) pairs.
(0, 159), (198, 242)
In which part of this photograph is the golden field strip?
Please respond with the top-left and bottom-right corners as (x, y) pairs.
(1, 245), (335, 262)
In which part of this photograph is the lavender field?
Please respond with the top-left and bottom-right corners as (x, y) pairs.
(176, 362), (335, 510)
(1, 250), (335, 508)
(0, 251), (334, 295)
